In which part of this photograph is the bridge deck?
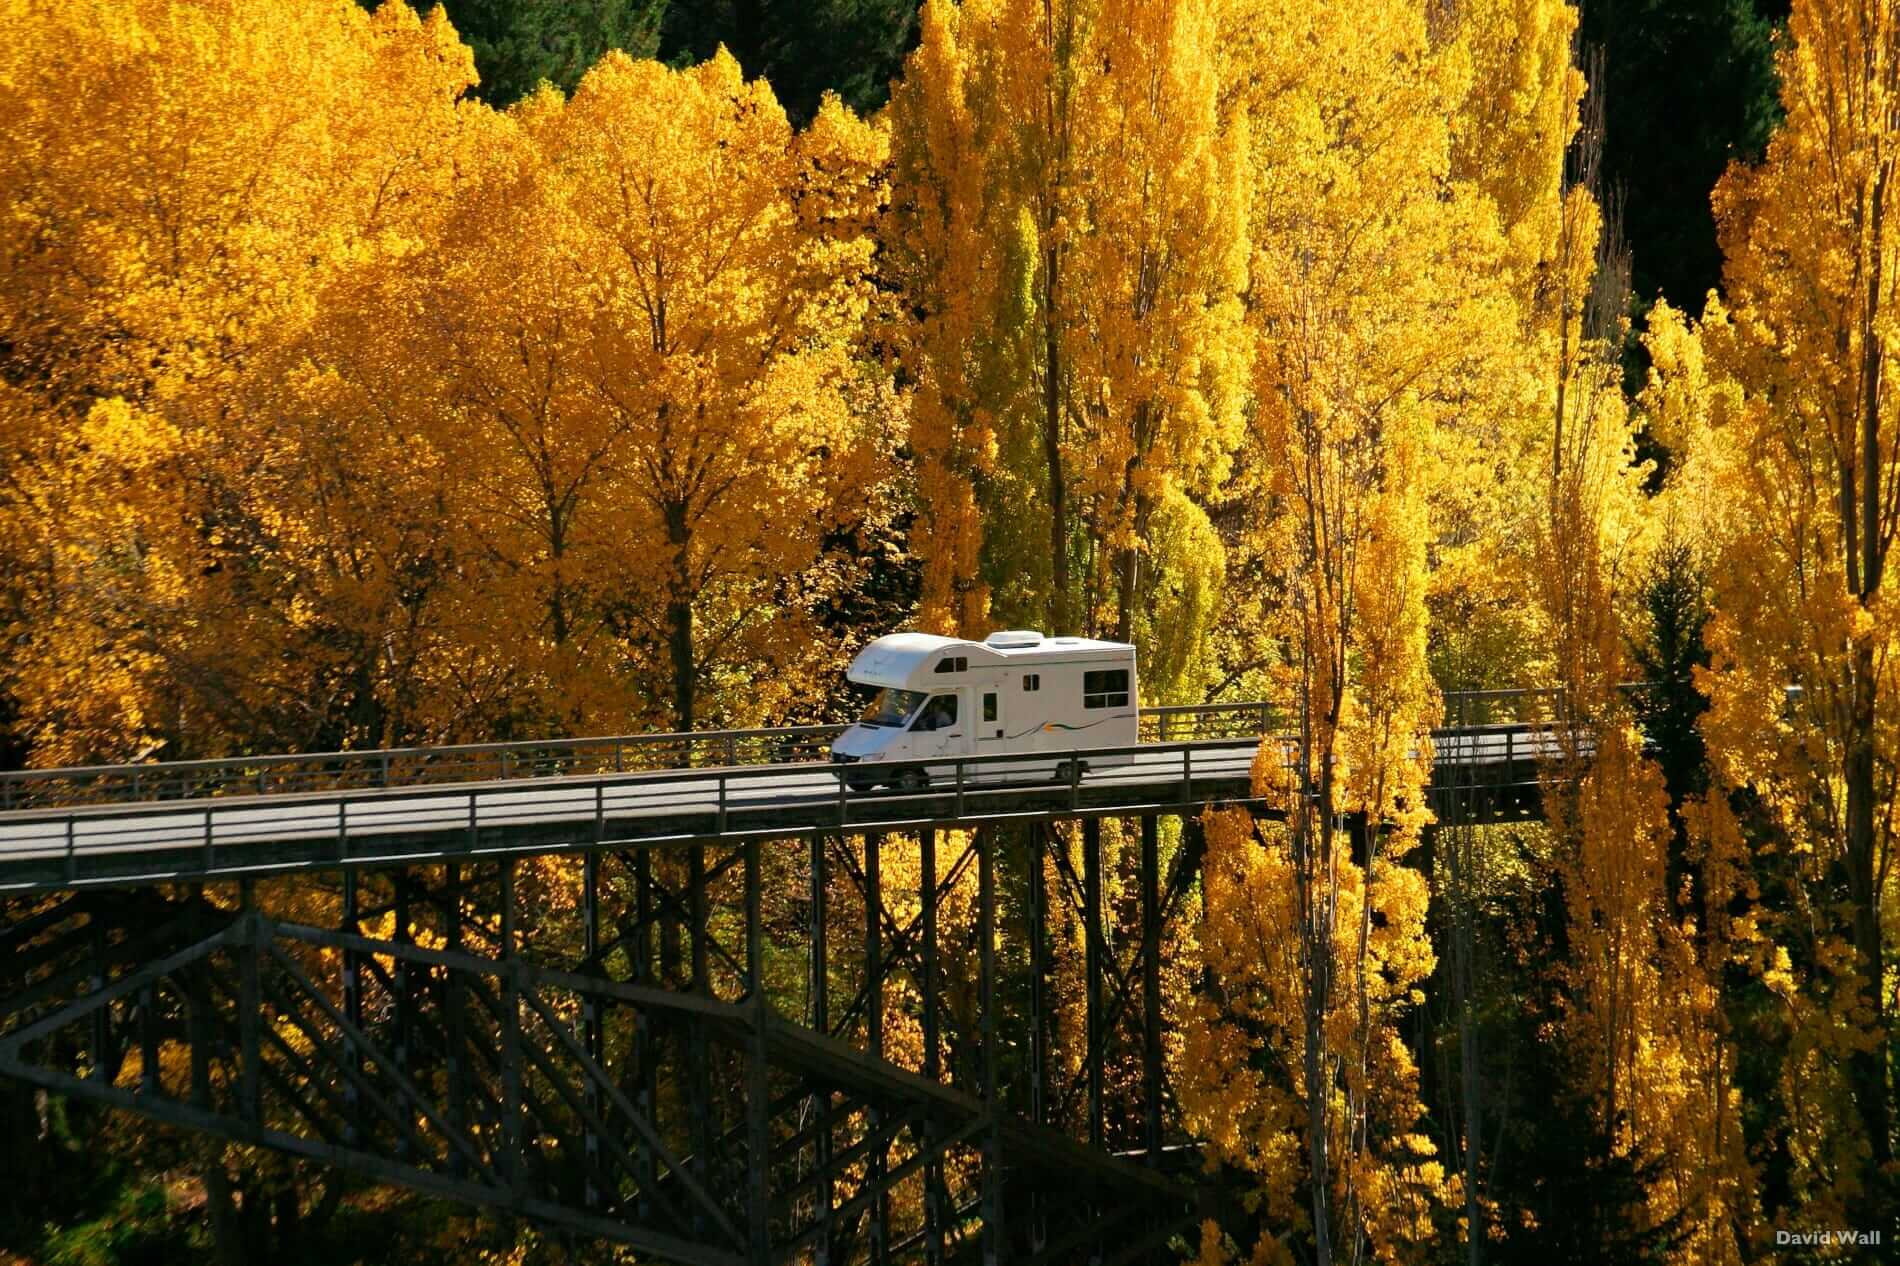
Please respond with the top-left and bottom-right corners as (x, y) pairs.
(0, 724), (1564, 891)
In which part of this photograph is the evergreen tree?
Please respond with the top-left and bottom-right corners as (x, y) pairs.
(1630, 538), (1711, 813)
(659, 0), (919, 123)
(1578, 0), (1782, 310)
(383, 0), (668, 103)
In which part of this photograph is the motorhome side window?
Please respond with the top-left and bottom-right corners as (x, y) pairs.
(1022, 674), (1040, 691)
(934, 656), (967, 674)
(913, 694), (958, 731)
(1083, 669), (1130, 709)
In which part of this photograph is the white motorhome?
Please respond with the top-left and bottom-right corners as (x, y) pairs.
(829, 630), (1138, 790)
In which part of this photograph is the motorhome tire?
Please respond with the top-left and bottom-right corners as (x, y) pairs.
(895, 767), (929, 793)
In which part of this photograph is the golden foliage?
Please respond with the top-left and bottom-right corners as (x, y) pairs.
(0, 1), (897, 760)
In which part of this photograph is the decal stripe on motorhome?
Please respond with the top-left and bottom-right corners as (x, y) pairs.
(993, 714), (1134, 741)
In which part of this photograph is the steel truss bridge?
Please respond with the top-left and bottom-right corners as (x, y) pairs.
(0, 690), (1566, 1264)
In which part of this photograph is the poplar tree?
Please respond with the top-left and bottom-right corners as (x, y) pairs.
(887, 0), (1248, 701)
(1649, 0), (1900, 1216)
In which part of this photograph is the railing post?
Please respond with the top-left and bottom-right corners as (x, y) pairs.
(202, 806), (214, 877)
(718, 772), (728, 836)
(64, 816), (76, 884)
(955, 760), (966, 819)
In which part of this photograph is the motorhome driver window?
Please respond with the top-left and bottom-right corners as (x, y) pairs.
(1083, 669), (1130, 709)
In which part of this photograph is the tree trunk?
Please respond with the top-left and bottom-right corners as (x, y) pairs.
(1843, 139), (1889, 1175)
(204, 1159), (247, 1266)
(1114, 406), (1152, 644)
(1845, 640), (1890, 1168)
(1448, 824), (1484, 1266)
(1043, 239), (1071, 636)
(1302, 716), (1336, 1266)
(1115, 478), (1151, 645)
(664, 501), (694, 733)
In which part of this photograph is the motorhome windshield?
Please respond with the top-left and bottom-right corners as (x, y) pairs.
(861, 687), (927, 728)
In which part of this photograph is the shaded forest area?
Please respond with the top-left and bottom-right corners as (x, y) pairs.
(3, 0), (1897, 1264)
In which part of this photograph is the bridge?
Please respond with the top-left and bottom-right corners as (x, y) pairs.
(0, 690), (1566, 1265)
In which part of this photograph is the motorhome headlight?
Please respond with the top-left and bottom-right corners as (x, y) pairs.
(830, 752), (860, 764)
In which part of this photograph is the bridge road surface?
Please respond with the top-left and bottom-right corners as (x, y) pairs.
(0, 724), (1558, 892)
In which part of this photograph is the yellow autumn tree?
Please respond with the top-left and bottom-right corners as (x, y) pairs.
(1473, 30), (1761, 1256)
(389, 50), (890, 734)
(882, 0), (1013, 637)
(886, 0), (1249, 701)
(0, 0), (477, 762)
(1184, 793), (1443, 1266)
(1641, 0), (1900, 1218)
(1175, 0), (1514, 1257)
(1427, 0), (1584, 703)
(1061, 0), (1249, 668)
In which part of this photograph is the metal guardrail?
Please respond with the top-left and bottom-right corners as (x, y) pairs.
(0, 690), (1572, 815)
(0, 726), (1560, 891)
(0, 704), (1284, 812)
(0, 725), (848, 812)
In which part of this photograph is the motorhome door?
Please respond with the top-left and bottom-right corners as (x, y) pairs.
(907, 690), (966, 764)
(977, 684), (1003, 743)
